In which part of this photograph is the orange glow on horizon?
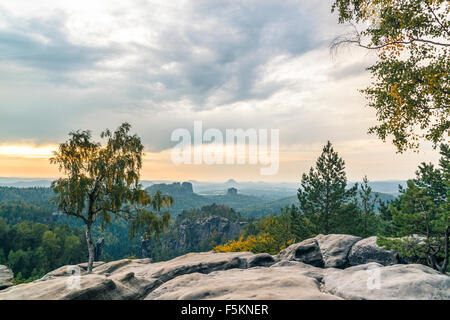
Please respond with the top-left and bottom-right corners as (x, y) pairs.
(0, 142), (441, 182)
(0, 144), (58, 159)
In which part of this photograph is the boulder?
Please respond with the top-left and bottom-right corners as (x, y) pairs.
(140, 238), (152, 259)
(0, 252), (255, 300)
(145, 266), (340, 300)
(277, 234), (362, 268)
(0, 265), (14, 290)
(0, 235), (448, 300)
(277, 238), (324, 267)
(94, 238), (105, 261)
(323, 262), (450, 300)
(317, 234), (362, 268)
(0, 272), (160, 300)
(348, 236), (398, 266)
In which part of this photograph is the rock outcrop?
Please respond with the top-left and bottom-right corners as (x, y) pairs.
(316, 234), (362, 268)
(324, 263), (450, 300)
(140, 238), (154, 259)
(94, 238), (105, 261)
(278, 234), (396, 269)
(348, 236), (398, 266)
(277, 238), (324, 267)
(145, 266), (339, 300)
(169, 216), (245, 253)
(226, 187), (237, 196)
(0, 265), (13, 290)
(0, 234), (448, 300)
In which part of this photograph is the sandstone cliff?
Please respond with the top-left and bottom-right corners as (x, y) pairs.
(0, 234), (448, 300)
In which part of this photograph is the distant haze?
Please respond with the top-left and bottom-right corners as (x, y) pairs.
(0, 177), (406, 196)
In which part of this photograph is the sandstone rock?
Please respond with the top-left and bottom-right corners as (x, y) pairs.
(270, 260), (341, 282)
(0, 235), (448, 300)
(277, 238), (324, 267)
(172, 216), (245, 253)
(93, 259), (133, 275)
(0, 265), (14, 290)
(323, 262), (450, 300)
(348, 236), (398, 266)
(39, 262), (106, 281)
(145, 266), (340, 300)
(243, 253), (276, 268)
(181, 182), (193, 193)
(133, 252), (253, 283)
(140, 238), (152, 259)
(39, 265), (87, 282)
(94, 238), (105, 261)
(0, 272), (160, 300)
(317, 234), (362, 268)
(0, 252), (255, 300)
(78, 261), (106, 270)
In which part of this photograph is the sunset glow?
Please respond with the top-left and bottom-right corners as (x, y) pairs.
(0, 144), (58, 159)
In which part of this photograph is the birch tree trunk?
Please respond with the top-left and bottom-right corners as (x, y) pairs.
(86, 222), (95, 273)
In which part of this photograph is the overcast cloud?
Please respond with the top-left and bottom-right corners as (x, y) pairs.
(0, 0), (376, 148)
(0, 0), (442, 181)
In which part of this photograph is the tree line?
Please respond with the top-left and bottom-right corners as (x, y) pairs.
(0, 218), (87, 283)
(215, 142), (449, 273)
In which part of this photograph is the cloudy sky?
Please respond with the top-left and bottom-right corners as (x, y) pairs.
(0, 0), (440, 182)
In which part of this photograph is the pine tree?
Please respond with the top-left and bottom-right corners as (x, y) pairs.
(358, 176), (379, 237)
(297, 141), (357, 235)
(378, 144), (449, 274)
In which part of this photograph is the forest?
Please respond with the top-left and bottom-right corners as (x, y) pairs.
(1, 140), (448, 282)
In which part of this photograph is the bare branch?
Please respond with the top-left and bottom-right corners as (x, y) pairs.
(331, 24), (449, 58)
(425, 2), (450, 38)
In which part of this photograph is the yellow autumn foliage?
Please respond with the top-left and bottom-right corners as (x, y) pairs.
(213, 232), (294, 255)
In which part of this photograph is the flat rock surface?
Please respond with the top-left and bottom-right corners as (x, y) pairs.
(145, 266), (340, 300)
(0, 235), (448, 300)
(323, 262), (450, 300)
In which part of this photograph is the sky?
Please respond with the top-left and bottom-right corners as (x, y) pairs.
(0, 0), (442, 182)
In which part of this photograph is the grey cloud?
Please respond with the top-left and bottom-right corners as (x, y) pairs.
(0, 12), (122, 85)
(103, 0), (325, 108)
(0, 0), (357, 151)
(0, 1), (329, 104)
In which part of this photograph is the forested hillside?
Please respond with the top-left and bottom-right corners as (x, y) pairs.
(0, 181), (399, 283)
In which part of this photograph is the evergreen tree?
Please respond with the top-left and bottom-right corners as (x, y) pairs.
(282, 204), (312, 242)
(0, 248), (5, 265)
(378, 199), (397, 236)
(297, 141), (357, 234)
(379, 144), (449, 273)
(358, 176), (379, 237)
